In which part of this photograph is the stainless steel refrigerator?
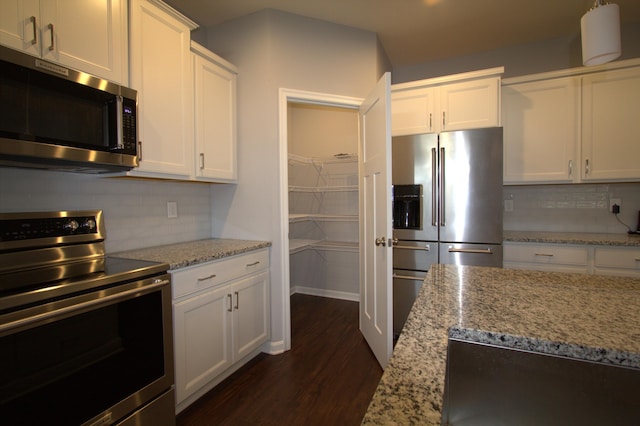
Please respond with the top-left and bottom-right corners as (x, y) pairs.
(391, 127), (503, 338)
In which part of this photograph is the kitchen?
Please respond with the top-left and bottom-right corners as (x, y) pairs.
(1, 0), (640, 425)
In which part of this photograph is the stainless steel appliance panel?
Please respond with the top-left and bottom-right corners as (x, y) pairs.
(438, 128), (503, 245)
(392, 240), (438, 271)
(392, 133), (438, 241)
(439, 243), (503, 267)
(392, 269), (425, 337)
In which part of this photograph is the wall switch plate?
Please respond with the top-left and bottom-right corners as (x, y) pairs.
(610, 198), (621, 213)
(167, 201), (178, 218)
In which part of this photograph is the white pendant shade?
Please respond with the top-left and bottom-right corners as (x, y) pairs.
(581, 2), (621, 66)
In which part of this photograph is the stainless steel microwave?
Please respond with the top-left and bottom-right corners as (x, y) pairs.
(0, 45), (138, 173)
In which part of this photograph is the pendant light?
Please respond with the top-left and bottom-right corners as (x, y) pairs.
(580, 0), (621, 66)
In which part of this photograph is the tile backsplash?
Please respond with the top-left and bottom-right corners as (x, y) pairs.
(0, 168), (212, 253)
(503, 183), (640, 234)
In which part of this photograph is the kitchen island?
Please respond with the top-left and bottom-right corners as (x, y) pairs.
(362, 264), (640, 425)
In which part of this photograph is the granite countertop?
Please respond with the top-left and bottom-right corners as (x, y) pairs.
(112, 238), (271, 270)
(362, 264), (640, 425)
(504, 230), (640, 246)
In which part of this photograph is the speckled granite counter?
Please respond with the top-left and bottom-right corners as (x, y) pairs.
(362, 264), (640, 425)
(504, 230), (640, 246)
(112, 238), (271, 270)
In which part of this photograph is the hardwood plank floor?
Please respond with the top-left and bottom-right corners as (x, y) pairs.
(176, 294), (383, 426)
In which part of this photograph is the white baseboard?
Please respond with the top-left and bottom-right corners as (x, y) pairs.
(291, 286), (359, 302)
(262, 339), (285, 355)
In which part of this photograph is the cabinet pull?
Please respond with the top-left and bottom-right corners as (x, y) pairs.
(234, 291), (239, 309)
(429, 113), (432, 131)
(246, 261), (260, 267)
(442, 111), (446, 128)
(200, 153), (205, 169)
(47, 23), (54, 51)
(585, 159), (590, 175)
(227, 294), (232, 312)
(568, 160), (573, 178)
(197, 273), (217, 282)
(30, 16), (37, 45)
(534, 253), (554, 257)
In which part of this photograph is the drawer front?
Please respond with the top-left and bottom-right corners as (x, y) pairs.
(595, 247), (640, 269)
(171, 249), (269, 299)
(504, 243), (588, 266)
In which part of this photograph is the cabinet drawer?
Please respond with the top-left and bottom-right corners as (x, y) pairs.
(171, 249), (269, 299)
(594, 247), (640, 269)
(504, 243), (588, 266)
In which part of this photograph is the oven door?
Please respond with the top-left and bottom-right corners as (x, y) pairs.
(0, 274), (174, 426)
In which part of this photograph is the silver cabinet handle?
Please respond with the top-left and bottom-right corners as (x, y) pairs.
(47, 23), (54, 51)
(227, 294), (233, 312)
(568, 160), (573, 178)
(429, 113), (432, 131)
(393, 274), (424, 281)
(200, 153), (205, 169)
(448, 248), (493, 254)
(234, 291), (239, 309)
(534, 253), (554, 257)
(442, 111), (446, 129)
(246, 261), (260, 267)
(375, 237), (387, 247)
(197, 273), (217, 282)
(431, 147), (437, 226)
(30, 16), (37, 45)
(585, 159), (590, 175)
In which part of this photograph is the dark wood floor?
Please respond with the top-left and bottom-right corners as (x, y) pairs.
(176, 294), (383, 426)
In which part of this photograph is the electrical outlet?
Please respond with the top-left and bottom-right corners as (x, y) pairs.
(610, 198), (621, 213)
(504, 199), (514, 212)
(167, 201), (178, 218)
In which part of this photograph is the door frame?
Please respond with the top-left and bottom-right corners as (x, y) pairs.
(278, 88), (363, 351)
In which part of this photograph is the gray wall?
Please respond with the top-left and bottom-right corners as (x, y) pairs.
(203, 9), (391, 350)
(393, 22), (640, 82)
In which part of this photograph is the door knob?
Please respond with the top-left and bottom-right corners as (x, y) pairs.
(375, 237), (387, 246)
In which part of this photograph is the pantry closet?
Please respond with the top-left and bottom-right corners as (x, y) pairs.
(287, 102), (360, 301)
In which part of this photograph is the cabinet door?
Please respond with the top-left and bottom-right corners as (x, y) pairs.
(440, 77), (500, 131)
(232, 271), (270, 361)
(173, 285), (233, 404)
(193, 45), (237, 182)
(391, 87), (436, 136)
(502, 77), (579, 184)
(582, 67), (640, 181)
(0, 0), (40, 56)
(40, 0), (127, 84)
(129, 0), (194, 178)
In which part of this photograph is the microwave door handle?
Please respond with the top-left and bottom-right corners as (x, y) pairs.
(116, 96), (124, 149)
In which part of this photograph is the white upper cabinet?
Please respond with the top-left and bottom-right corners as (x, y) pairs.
(128, 0), (196, 179)
(192, 42), (238, 183)
(391, 67), (503, 136)
(0, 0), (128, 84)
(502, 59), (640, 185)
(581, 66), (640, 182)
(502, 77), (579, 184)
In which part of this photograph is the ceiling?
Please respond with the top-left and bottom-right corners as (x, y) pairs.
(163, 0), (640, 67)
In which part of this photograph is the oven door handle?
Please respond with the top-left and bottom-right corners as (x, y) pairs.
(0, 278), (170, 335)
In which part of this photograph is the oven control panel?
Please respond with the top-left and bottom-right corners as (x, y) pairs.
(0, 210), (104, 248)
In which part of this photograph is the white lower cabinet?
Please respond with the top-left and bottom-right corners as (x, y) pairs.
(503, 242), (589, 274)
(171, 249), (270, 411)
(504, 242), (640, 277)
(594, 246), (640, 277)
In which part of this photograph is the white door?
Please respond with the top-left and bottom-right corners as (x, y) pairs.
(359, 72), (393, 369)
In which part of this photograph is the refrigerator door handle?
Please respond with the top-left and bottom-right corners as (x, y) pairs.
(431, 147), (437, 226)
(440, 147), (446, 227)
(448, 247), (494, 255)
(393, 273), (425, 281)
(394, 244), (431, 251)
